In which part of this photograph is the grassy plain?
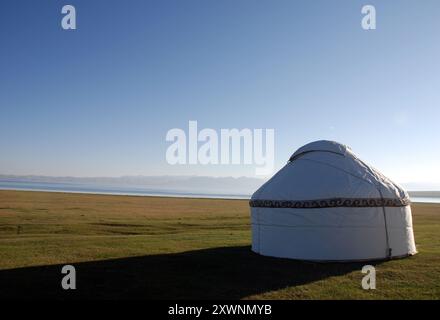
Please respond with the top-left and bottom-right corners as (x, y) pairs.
(0, 190), (439, 299)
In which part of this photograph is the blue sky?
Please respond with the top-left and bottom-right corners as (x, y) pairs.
(0, 1), (439, 187)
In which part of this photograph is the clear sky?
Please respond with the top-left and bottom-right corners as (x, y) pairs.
(1, 1), (439, 187)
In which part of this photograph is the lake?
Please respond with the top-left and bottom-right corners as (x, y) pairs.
(0, 179), (439, 203)
(0, 179), (249, 199)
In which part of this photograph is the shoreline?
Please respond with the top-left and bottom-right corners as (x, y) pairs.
(0, 187), (250, 201)
(1, 187), (439, 204)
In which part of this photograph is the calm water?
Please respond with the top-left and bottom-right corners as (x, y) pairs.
(409, 197), (440, 204)
(0, 179), (439, 203)
(0, 179), (250, 200)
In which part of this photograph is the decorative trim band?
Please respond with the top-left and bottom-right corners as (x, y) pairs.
(249, 197), (410, 209)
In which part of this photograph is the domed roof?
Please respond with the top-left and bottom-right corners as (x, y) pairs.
(290, 140), (352, 160)
(251, 140), (409, 206)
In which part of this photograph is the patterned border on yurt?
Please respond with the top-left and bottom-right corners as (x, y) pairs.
(249, 197), (410, 208)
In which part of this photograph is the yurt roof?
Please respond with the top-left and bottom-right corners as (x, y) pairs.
(251, 140), (409, 205)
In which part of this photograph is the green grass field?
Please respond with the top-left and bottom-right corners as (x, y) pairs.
(0, 190), (439, 299)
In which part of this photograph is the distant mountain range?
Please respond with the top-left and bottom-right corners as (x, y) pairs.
(400, 182), (440, 192)
(408, 191), (440, 198)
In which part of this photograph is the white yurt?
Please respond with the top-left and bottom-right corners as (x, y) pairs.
(250, 140), (417, 261)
